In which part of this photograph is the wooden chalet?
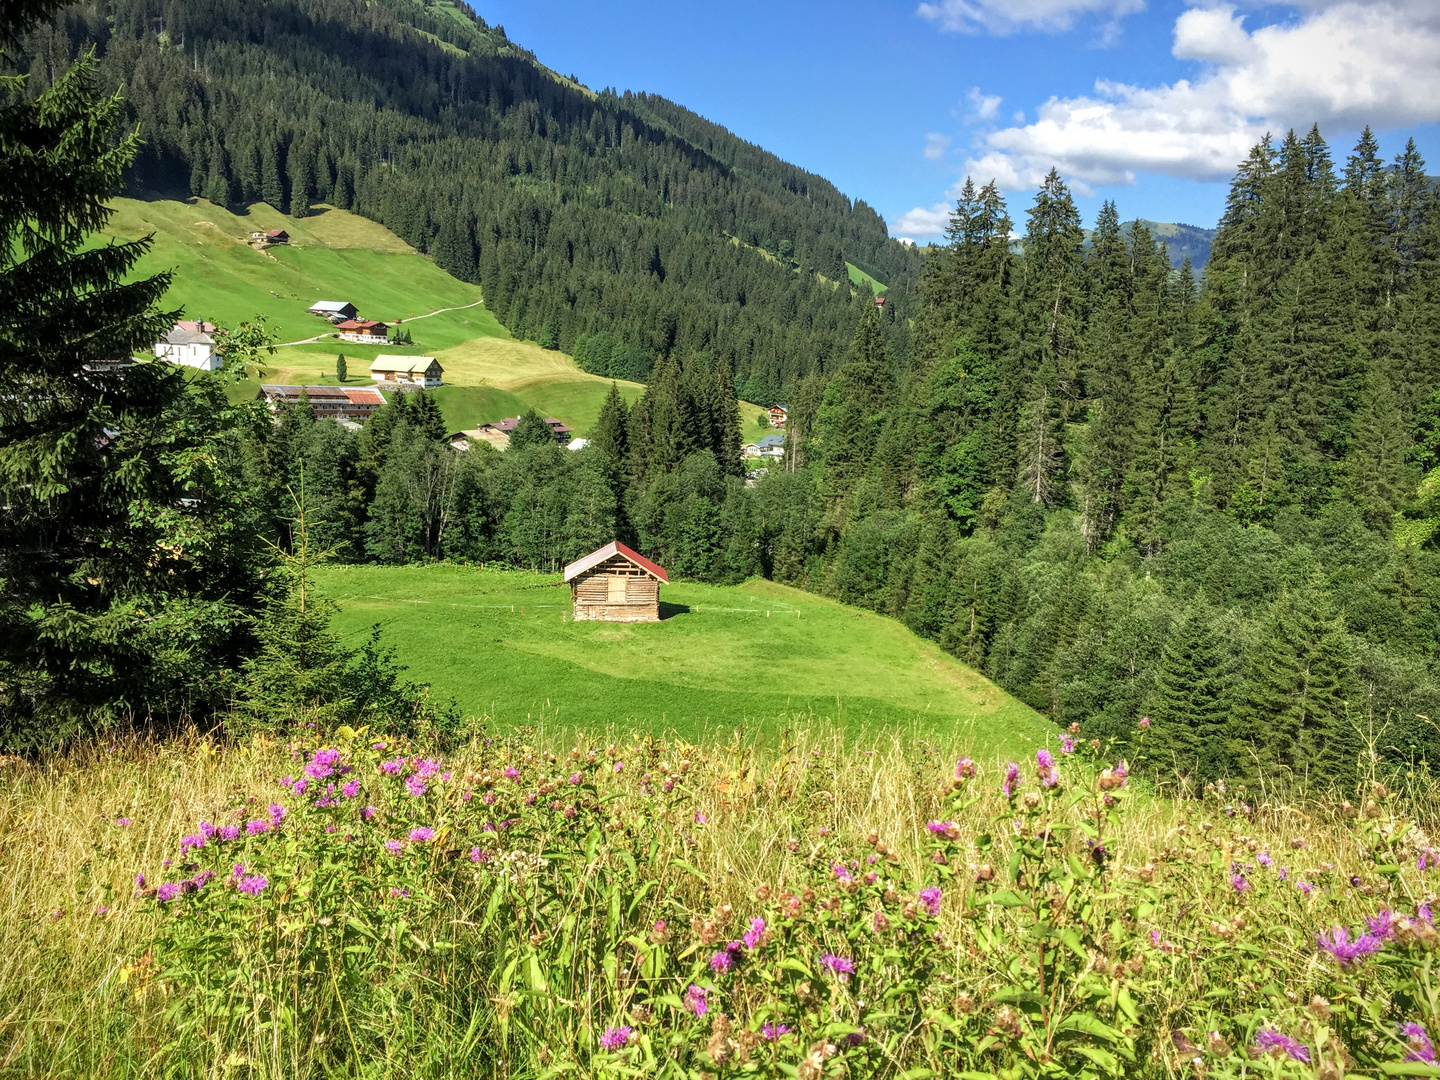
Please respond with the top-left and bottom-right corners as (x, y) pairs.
(563, 541), (668, 623)
(767, 404), (788, 427)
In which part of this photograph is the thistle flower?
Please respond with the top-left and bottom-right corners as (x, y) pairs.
(414, 759), (442, 780)
(180, 833), (206, 854)
(743, 916), (767, 950)
(1368, 909), (1398, 940)
(832, 862), (854, 883)
(405, 774), (428, 798)
(341, 780), (360, 799)
(1255, 1029), (1310, 1063)
(379, 757), (404, 776)
(819, 953), (856, 981)
(569, 772), (582, 785)
(199, 821), (216, 838)
(918, 886), (942, 917)
(469, 847), (482, 862)
(1403, 1022), (1437, 1064)
(305, 748), (341, 780)
(268, 803), (287, 824)
(362, 805), (377, 821)
(1297, 880), (1314, 896)
(384, 839), (404, 855)
(1257, 849), (1273, 868)
(683, 984), (708, 1017)
(217, 825), (240, 841)
(762, 1022), (791, 1041)
(237, 873), (268, 896)
(709, 948), (736, 973)
(291, 778), (309, 796)
(504, 766), (521, 779)
(1316, 926), (1383, 968)
(614, 761), (624, 773)
(156, 882), (180, 903)
(599, 1026), (632, 1051)
(694, 812), (708, 824)
(1002, 762), (1020, 798)
(955, 757), (976, 779)
(1059, 736), (1076, 754)
(390, 887), (409, 899)
(1036, 748), (1055, 770)
(408, 827), (435, 842)
(1231, 874), (1250, 893)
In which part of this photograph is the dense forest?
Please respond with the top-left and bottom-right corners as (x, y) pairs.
(17, 0), (921, 403)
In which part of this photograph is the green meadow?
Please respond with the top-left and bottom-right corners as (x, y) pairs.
(845, 260), (888, 295)
(108, 195), (767, 441)
(314, 563), (1049, 754)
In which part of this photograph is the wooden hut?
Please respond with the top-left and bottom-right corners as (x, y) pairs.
(563, 541), (669, 622)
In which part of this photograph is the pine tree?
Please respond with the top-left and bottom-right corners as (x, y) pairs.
(1144, 605), (1237, 783)
(510, 407), (555, 449)
(589, 382), (630, 462)
(336, 353), (347, 382)
(262, 137), (287, 213)
(408, 390), (447, 442)
(1345, 372), (1413, 530)
(1236, 583), (1361, 787)
(0, 44), (253, 741)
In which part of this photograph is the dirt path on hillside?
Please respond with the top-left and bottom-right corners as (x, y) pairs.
(274, 299), (487, 348)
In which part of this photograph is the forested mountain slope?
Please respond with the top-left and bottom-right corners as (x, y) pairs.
(20, 0), (922, 403)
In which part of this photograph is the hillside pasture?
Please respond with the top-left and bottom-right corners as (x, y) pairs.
(313, 564), (1047, 754)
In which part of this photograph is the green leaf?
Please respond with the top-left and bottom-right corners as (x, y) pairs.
(988, 889), (1031, 908)
(1057, 1012), (1122, 1042)
(1381, 1065), (1440, 1077)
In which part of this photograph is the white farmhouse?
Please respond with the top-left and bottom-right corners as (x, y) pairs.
(154, 321), (221, 371)
(369, 355), (443, 388)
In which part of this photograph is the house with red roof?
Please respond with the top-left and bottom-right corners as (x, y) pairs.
(563, 541), (669, 622)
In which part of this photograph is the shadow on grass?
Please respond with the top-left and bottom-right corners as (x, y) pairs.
(658, 602), (691, 620)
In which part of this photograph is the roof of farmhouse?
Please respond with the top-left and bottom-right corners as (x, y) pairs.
(369, 355), (440, 373)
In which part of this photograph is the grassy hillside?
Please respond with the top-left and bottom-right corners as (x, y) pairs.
(845, 261), (888, 295)
(107, 196), (768, 441)
(313, 563), (1048, 753)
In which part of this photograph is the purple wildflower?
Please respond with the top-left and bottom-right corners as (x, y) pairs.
(115, 817), (131, 826)
(1059, 736), (1076, 754)
(268, 803), (286, 824)
(1420, 851), (1437, 872)
(919, 886), (942, 917)
(614, 761), (624, 773)
(1404, 1023), (1437, 1064)
(409, 827), (435, 842)
(683, 984), (708, 1017)
(245, 818), (269, 836)
(405, 774), (428, 798)
(291, 778), (309, 796)
(762, 1022), (791, 1041)
(1139, 715), (1151, 729)
(362, 805), (377, 821)
(1317, 926), (1384, 968)
(93, 905), (109, 915)
(955, 757), (976, 779)
(1298, 880), (1314, 896)
(237, 873), (268, 896)
(305, 748), (341, 780)
(833, 862), (855, 883)
(1255, 1029), (1311, 1063)
(1257, 850), (1273, 868)
(341, 780), (360, 799)
(743, 916), (766, 950)
(379, 757), (404, 775)
(819, 953), (856, 981)
(217, 825), (240, 841)
(469, 846), (482, 862)
(694, 812), (707, 824)
(709, 949), (736, 973)
(134, 872), (145, 890)
(599, 1026), (632, 1051)
(413, 759), (442, 780)
(1150, 929), (1161, 946)
(1036, 748), (1055, 770)
(180, 833), (206, 854)
(1368, 909), (1398, 939)
(385, 839), (404, 855)
(156, 882), (180, 903)
(504, 766), (521, 779)
(390, 887), (409, 899)
(1003, 762), (1020, 798)
(199, 821), (216, 838)
(1231, 874), (1251, 893)
(569, 772), (582, 785)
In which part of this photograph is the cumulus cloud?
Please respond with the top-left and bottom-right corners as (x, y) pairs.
(924, 133), (952, 160)
(892, 203), (956, 237)
(956, 1), (1440, 192)
(917, 0), (1146, 35)
(966, 87), (1003, 122)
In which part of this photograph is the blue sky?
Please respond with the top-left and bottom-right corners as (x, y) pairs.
(478, 1), (1440, 241)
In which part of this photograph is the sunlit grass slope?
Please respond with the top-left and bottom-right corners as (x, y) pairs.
(107, 196), (767, 441)
(314, 563), (1048, 753)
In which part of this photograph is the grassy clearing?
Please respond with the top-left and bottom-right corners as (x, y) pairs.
(314, 563), (1046, 754)
(845, 261), (887, 295)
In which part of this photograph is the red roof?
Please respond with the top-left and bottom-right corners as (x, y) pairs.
(562, 540), (669, 584)
(335, 319), (387, 332)
(342, 387), (385, 405)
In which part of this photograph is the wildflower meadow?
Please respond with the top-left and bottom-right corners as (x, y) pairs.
(3, 722), (1439, 1079)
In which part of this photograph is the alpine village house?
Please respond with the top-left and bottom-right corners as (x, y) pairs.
(563, 542), (669, 622)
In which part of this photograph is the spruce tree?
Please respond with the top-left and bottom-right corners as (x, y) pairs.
(1144, 605), (1236, 783)
(336, 353), (347, 382)
(589, 382), (630, 462)
(408, 389), (447, 442)
(0, 36), (254, 741)
(510, 407), (555, 449)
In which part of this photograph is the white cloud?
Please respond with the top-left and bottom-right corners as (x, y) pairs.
(917, 0), (1145, 35)
(892, 203), (955, 236)
(966, 87), (1002, 122)
(924, 133), (952, 160)
(954, 1), (1440, 193)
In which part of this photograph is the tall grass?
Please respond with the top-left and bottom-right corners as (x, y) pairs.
(0, 724), (1432, 1077)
